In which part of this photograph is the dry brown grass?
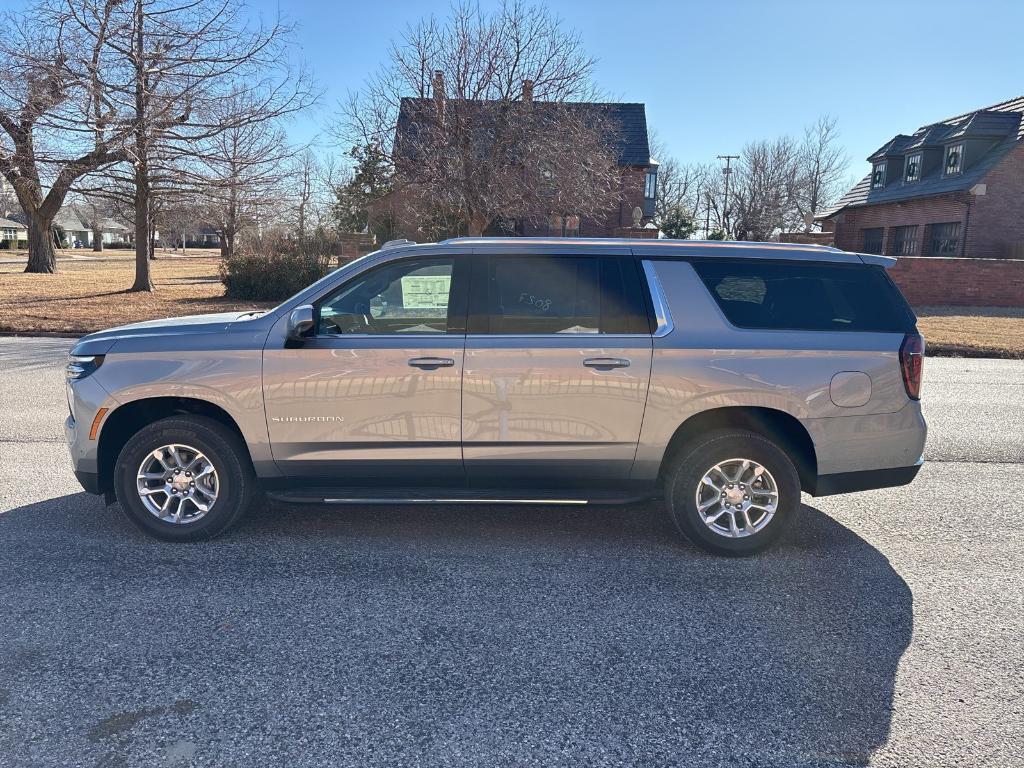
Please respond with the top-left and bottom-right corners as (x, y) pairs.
(916, 307), (1024, 358)
(1, 257), (1022, 357)
(0, 256), (272, 335)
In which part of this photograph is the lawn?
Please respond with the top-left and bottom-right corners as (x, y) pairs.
(0, 255), (273, 335)
(1, 255), (1022, 357)
(915, 307), (1024, 359)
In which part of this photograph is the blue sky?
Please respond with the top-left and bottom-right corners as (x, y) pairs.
(256, 0), (1022, 177)
(10, 0), (1024, 179)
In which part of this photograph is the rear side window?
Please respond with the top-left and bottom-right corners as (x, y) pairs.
(470, 255), (649, 334)
(693, 260), (915, 332)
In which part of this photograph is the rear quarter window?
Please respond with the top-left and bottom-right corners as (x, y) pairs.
(693, 260), (916, 333)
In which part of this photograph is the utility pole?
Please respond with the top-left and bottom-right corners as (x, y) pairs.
(717, 154), (739, 238)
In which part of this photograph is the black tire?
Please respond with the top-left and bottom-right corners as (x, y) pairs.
(664, 429), (800, 556)
(113, 415), (255, 542)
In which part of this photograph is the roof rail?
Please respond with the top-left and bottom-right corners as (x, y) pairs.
(380, 238), (417, 249)
(439, 236), (842, 252)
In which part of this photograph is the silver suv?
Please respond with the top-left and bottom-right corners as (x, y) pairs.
(65, 238), (926, 555)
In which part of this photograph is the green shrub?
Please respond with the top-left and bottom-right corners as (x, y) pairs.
(220, 238), (336, 301)
(17, 240), (28, 249)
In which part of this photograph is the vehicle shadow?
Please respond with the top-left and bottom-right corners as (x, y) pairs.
(0, 493), (911, 767)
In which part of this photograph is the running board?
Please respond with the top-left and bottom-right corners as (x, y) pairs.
(265, 487), (652, 506)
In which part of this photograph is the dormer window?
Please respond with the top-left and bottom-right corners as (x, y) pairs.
(944, 144), (963, 176)
(871, 162), (886, 189)
(904, 153), (922, 183)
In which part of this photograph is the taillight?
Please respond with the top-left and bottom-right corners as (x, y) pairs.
(899, 333), (924, 400)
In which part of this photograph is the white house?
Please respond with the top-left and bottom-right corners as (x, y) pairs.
(0, 216), (27, 246)
(54, 209), (132, 248)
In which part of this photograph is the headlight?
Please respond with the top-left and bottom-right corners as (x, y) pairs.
(66, 354), (104, 381)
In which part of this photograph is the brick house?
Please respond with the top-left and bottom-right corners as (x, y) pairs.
(819, 96), (1024, 259)
(374, 80), (658, 240)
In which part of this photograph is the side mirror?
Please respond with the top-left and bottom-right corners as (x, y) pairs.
(286, 305), (315, 343)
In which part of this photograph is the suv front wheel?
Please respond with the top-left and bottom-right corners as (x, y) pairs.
(664, 429), (800, 556)
(113, 416), (255, 542)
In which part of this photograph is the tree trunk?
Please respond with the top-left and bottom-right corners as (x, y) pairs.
(92, 225), (104, 252)
(24, 215), (57, 274)
(148, 214), (156, 260)
(130, 166), (154, 291)
(129, 0), (153, 292)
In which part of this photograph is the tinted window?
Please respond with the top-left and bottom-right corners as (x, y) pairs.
(317, 258), (455, 334)
(472, 255), (648, 334)
(693, 260), (915, 333)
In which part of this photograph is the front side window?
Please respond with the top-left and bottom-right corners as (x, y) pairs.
(892, 225), (919, 256)
(644, 170), (657, 199)
(317, 257), (455, 335)
(929, 222), (961, 256)
(871, 162), (886, 189)
(862, 228), (884, 255)
(471, 255), (648, 335)
(693, 260), (916, 333)
(905, 153), (922, 182)
(944, 144), (963, 175)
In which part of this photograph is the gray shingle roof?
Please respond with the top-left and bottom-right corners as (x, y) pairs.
(821, 96), (1024, 219)
(0, 217), (26, 229)
(395, 98), (652, 167)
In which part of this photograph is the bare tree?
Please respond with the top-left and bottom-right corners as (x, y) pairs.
(794, 115), (848, 230)
(730, 137), (801, 241)
(343, 1), (621, 237)
(61, 0), (315, 290)
(0, 1), (128, 273)
(159, 195), (204, 253)
(651, 143), (711, 238)
(71, 194), (115, 252)
(195, 94), (295, 257)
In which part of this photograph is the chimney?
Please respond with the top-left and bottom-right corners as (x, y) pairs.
(432, 70), (446, 124)
(521, 79), (534, 103)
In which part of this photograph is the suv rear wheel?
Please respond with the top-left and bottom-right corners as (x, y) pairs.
(113, 416), (255, 542)
(664, 429), (800, 556)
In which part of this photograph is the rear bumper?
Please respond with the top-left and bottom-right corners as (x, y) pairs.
(812, 458), (923, 496)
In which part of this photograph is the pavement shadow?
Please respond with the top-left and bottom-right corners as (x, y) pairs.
(0, 493), (911, 767)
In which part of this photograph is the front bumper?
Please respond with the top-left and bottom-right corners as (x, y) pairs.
(65, 374), (116, 495)
(73, 469), (103, 494)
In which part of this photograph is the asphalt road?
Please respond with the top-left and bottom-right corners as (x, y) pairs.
(1, 337), (1022, 767)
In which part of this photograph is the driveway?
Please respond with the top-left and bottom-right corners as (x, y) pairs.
(0, 337), (1021, 767)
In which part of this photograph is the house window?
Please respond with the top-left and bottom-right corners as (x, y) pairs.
(871, 162), (886, 189)
(862, 228), (884, 255)
(644, 170), (657, 200)
(904, 153), (922, 183)
(892, 225), (918, 256)
(929, 222), (961, 256)
(944, 144), (963, 176)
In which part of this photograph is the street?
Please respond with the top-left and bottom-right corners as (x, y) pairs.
(1, 336), (1022, 767)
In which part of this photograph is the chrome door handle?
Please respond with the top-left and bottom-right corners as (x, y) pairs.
(408, 357), (455, 370)
(583, 357), (630, 369)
